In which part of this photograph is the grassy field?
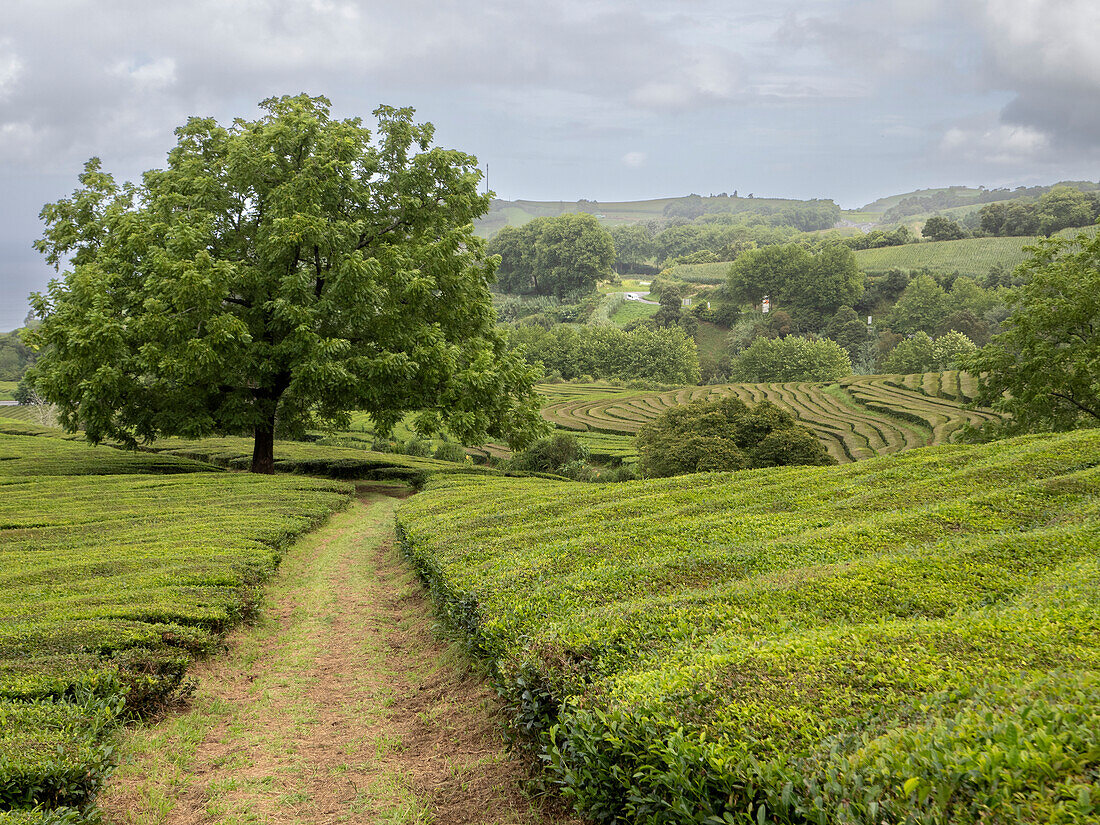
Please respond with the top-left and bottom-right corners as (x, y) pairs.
(608, 298), (659, 326)
(540, 374), (999, 464)
(664, 260), (730, 284)
(853, 225), (1100, 276)
(0, 381), (17, 402)
(396, 428), (1100, 824)
(853, 236), (1038, 276)
(0, 429), (351, 819)
(693, 320), (728, 364)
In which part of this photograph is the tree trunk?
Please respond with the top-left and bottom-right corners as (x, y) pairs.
(251, 416), (276, 474)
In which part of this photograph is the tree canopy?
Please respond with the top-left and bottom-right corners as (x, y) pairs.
(965, 229), (1100, 432)
(489, 213), (615, 299)
(507, 323), (700, 384)
(726, 243), (864, 331)
(921, 216), (967, 241)
(731, 335), (852, 383)
(637, 396), (834, 477)
(26, 94), (544, 472)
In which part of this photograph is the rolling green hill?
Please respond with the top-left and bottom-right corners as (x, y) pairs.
(853, 235), (1039, 276)
(853, 225), (1100, 276)
(396, 428), (1100, 824)
(539, 373), (999, 464)
(475, 194), (829, 237)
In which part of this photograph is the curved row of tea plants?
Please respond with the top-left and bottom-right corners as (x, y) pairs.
(0, 428), (351, 821)
(397, 429), (1100, 823)
(879, 370), (983, 403)
(541, 375), (1001, 463)
(841, 376), (1001, 444)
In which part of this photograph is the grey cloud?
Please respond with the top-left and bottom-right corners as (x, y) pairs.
(964, 0), (1100, 151)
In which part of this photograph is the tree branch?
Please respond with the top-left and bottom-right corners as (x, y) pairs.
(1049, 391), (1100, 421)
(356, 216), (411, 250)
(314, 245), (324, 297)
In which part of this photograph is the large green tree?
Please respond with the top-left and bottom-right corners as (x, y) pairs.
(27, 95), (544, 472)
(965, 230), (1100, 431)
(488, 213), (615, 299)
(730, 335), (852, 383)
(727, 243), (863, 331)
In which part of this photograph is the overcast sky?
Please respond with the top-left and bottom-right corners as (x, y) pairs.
(3, 0), (1099, 329)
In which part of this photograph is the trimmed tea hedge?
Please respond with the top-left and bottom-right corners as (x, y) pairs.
(0, 432), (350, 819)
(540, 376), (1001, 466)
(397, 430), (1100, 823)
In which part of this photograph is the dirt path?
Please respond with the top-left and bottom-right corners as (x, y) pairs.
(101, 490), (575, 825)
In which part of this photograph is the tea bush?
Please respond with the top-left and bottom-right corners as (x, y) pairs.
(397, 429), (1100, 823)
(0, 432), (350, 818)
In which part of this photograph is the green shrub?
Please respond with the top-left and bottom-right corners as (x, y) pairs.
(511, 433), (589, 474)
(433, 442), (468, 463)
(637, 397), (833, 477)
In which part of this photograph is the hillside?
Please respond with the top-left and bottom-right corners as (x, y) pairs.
(852, 224), (1100, 276)
(540, 373), (999, 464)
(396, 429), (1100, 824)
(475, 193), (833, 237)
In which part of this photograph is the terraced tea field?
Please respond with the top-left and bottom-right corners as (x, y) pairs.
(539, 373), (999, 463)
(397, 429), (1100, 824)
(0, 431), (350, 820)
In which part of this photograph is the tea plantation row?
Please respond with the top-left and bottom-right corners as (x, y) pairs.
(396, 430), (1100, 823)
(540, 374), (1000, 464)
(0, 430), (351, 821)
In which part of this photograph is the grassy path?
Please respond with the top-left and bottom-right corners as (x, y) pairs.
(100, 487), (567, 825)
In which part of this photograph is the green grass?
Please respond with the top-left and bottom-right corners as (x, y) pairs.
(693, 321), (728, 363)
(0, 430), (352, 817)
(664, 261), (730, 284)
(396, 429), (1100, 823)
(0, 381), (17, 402)
(854, 226), (1100, 276)
(608, 298), (659, 326)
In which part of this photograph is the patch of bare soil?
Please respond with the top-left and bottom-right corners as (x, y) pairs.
(100, 493), (580, 825)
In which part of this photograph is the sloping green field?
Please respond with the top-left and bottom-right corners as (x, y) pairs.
(0, 431), (350, 819)
(541, 375), (999, 463)
(853, 226), (1099, 276)
(853, 236), (1037, 276)
(397, 429), (1100, 823)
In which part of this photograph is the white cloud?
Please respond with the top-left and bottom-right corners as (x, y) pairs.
(940, 122), (1050, 164)
(970, 0), (1100, 89)
(622, 151), (645, 167)
(111, 57), (177, 91)
(0, 42), (23, 99)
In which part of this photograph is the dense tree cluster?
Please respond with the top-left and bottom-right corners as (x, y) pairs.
(637, 396), (834, 477)
(661, 194), (840, 229)
(730, 335), (852, 383)
(507, 323), (700, 384)
(921, 216), (968, 241)
(977, 186), (1100, 237)
(0, 329), (34, 381)
(489, 213), (616, 299)
(881, 330), (976, 374)
(965, 228), (1100, 432)
(839, 226), (914, 250)
(727, 243), (864, 331)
